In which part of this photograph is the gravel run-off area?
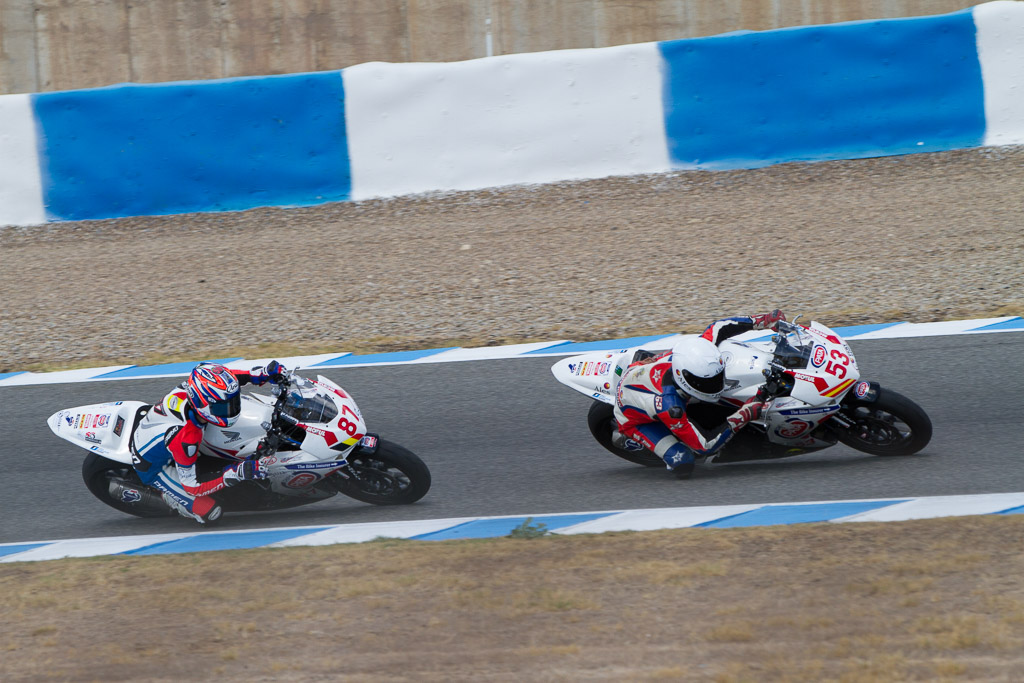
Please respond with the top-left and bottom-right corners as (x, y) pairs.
(2, 146), (1023, 371)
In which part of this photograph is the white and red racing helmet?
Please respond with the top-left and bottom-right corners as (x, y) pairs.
(186, 363), (241, 427)
(670, 338), (726, 403)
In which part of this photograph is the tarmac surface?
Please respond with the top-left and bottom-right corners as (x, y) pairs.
(4, 332), (1022, 544)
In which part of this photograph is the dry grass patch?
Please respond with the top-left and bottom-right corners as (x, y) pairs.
(4, 517), (1024, 680)
(704, 622), (755, 643)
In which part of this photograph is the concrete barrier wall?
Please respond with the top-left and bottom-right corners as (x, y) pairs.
(2, 0), (974, 95)
(1, 2), (1023, 227)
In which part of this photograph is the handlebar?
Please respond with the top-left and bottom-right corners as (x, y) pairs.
(759, 361), (796, 400)
(255, 374), (299, 459)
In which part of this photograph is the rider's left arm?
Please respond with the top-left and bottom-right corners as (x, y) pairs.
(700, 317), (757, 345)
(232, 360), (288, 387)
(701, 310), (785, 345)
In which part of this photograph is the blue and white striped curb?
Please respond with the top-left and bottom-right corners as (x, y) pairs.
(4, 492), (1024, 563)
(2, 316), (1023, 387)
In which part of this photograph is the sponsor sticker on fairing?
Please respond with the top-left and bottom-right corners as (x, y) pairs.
(284, 461), (346, 470)
(284, 472), (319, 489)
(778, 406), (839, 416)
(113, 416), (125, 437)
(776, 419), (812, 439)
(811, 345), (827, 367)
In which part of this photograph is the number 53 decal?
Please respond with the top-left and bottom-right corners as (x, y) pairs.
(825, 348), (850, 379)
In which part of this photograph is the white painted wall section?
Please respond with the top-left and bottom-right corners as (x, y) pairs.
(0, 94), (45, 227)
(976, 1), (1024, 147)
(344, 43), (670, 201)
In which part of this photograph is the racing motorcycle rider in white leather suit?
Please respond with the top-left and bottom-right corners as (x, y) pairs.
(613, 311), (786, 479)
(130, 361), (289, 523)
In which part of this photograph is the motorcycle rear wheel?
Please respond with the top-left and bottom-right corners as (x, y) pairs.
(82, 453), (173, 518)
(587, 401), (664, 467)
(335, 439), (431, 505)
(837, 388), (932, 456)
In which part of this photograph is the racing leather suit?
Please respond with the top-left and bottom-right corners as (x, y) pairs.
(613, 316), (773, 471)
(130, 367), (277, 522)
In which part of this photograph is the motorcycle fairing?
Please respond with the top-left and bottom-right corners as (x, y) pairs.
(199, 394), (273, 460)
(551, 346), (668, 405)
(47, 401), (149, 465)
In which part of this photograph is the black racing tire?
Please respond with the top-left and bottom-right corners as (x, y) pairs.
(587, 401), (663, 468)
(82, 453), (173, 518)
(837, 388), (932, 456)
(336, 439), (431, 505)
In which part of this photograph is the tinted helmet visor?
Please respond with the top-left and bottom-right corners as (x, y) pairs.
(207, 392), (241, 420)
(682, 368), (725, 395)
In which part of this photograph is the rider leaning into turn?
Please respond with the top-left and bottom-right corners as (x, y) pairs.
(613, 310), (786, 479)
(129, 361), (290, 523)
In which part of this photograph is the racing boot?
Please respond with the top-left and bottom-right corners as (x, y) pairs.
(671, 462), (695, 480)
(662, 443), (695, 480)
(161, 492), (222, 525)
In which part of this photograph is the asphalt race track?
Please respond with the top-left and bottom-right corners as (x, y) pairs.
(2, 333), (1022, 545)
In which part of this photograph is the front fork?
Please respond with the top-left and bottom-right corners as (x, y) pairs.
(327, 433), (382, 484)
(825, 380), (881, 439)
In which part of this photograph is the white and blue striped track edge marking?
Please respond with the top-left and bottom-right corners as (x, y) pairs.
(4, 493), (1024, 564)
(2, 316), (1023, 387)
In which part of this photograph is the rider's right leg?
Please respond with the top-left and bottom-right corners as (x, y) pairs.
(133, 427), (222, 524)
(150, 466), (222, 523)
(141, 462), (222, 524)
(614, 388), (696, 478)
(625, 421), (696, 479)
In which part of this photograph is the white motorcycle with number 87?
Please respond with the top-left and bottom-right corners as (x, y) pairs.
(47, 371), (431, 519)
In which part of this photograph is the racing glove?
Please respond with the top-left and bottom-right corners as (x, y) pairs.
(752, 309), (786, 331)
(250, 360), (289, 385)
(222, 459), (269, 486)
(726, 398), (766, 431)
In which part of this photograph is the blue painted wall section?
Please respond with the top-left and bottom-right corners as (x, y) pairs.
(658, 10), (986, 169)
(33, 72), (351, 221)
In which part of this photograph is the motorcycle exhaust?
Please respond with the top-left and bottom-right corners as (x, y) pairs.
(108, 479), (165, 509)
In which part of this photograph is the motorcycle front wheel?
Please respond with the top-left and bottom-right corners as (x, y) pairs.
(587, 401), (664, 467)
(836, 388), (932, 456)
(82, 453), (173, 518)
(334, 439), (431, 505)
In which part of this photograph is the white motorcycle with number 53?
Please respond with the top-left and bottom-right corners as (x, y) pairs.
(47, 372), (431, 519)
(552, 319), (932, 469)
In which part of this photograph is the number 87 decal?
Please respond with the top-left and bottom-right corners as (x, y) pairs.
(338, 403), (360, 437)
(825, 348), (850, 379)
